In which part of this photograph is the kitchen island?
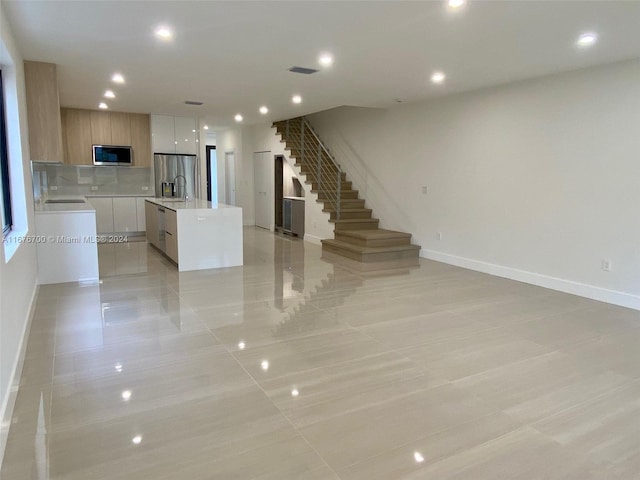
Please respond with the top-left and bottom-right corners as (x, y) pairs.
(145, 198), (243, 271)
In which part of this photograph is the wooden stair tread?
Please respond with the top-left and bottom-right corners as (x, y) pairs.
(335, 229), (412, 240)
(322, 238), (419, 254)
(330, 218), (378, 224)
(322, 208), (372, 213)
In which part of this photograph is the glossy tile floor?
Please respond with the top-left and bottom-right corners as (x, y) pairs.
(2, 227), (640, 479)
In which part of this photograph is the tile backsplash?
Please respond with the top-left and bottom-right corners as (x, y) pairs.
(33, 162), (153, 201)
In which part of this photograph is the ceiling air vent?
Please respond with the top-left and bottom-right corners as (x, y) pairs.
(289, 66), (319, 75)
(184, 100), (203, 106)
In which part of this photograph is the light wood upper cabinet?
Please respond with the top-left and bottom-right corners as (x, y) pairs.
(90, 111), (111, 145)
(110, 112), (132, 146)
(62, 108), (151, 166)
(130, 114), (151, 167)
(24, 61), (63, 162)
(61, 109), (92, 165)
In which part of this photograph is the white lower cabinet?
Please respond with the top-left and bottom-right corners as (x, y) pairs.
(89, 197), (115, 234)
(89, 196), (151, 234)
(112, 197), (138, 233)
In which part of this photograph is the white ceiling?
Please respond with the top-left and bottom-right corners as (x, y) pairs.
(4, 1), (640, 128)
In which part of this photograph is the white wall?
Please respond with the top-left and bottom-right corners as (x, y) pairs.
(215, 126), (255, 225)
(309, 59), (640, 309)
(249, 123), (333, 244)
(0, 2), (39, 463)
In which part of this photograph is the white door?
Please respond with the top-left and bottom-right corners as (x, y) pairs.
(254, 151), (271, 230)
(225, 152), (236, 205)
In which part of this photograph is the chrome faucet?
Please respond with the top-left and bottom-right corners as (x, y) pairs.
(173, 175), (187, 200)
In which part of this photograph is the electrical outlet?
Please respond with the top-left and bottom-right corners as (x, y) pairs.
(421, 186), (428, 194)
(50, 186), (58, 191)
(91, 186), (99, 191)
(437, 232), (442, 241)
(142, 186), (149, 191)
(602, 259), (612, 272)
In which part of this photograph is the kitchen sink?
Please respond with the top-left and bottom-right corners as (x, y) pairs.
(45, 199), (86, 204)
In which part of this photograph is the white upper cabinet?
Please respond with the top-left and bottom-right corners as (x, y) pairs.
(151, 115), (176, 154)
(151, 115), (198, 155)
(174, 117), (197, 155)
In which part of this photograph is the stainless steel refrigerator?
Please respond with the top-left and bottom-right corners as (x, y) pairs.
(154, 154), (198, 199)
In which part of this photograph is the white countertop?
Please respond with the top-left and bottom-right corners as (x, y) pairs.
(86, 193), (152, 197)
(145, 198), (240, 212)
(35, 198), (95, 214)
(284, 196), (305, 201)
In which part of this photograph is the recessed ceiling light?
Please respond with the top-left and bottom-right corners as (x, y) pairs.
(154, 26), (173, 40)
(414, 451), (425, 463)
(234, 114), (243, 122)
(104, 90), (115, 99)
(292, 95), (302, 104)
(447, 0), (466, 9)
(576, 32), (598, 47)
(291, 388), (299, 397)
(99, 102), (109, 109)
(431, 71), (446, 84)
(318, 53), (334, 67)
(132, 435), (142, 445)
(203, 125), (209, 130)
(111, 73), (125, 84)
(259, 106), (269, 115)
(261, 360), (269, 371)
(121, 390), (132, 401)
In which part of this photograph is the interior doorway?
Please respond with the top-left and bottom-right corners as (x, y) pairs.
(274, 155), (284, 229)
(254, 151), (272, 230)
(224, 151), (236, 205)
(206, 145), (217, 202)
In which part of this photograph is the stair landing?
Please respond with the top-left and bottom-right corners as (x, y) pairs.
(322, 228), (420, 263)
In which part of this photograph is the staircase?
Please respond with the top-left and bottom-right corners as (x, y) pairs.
(273, 117), (420, 263)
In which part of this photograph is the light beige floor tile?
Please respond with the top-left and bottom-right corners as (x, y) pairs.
(232, 328), (390, 382)
(413, 426), (609, 479)
(53, 331), (222, 383)
(359, 310), (495, 351)
(532, 380), (640, 478)
(261, 352), (442, 428)
(399, 328), (554, 381)
(503, 306), (640, 349)
(560, 329), (640, 379)
(50, 350), (254, 430)
(300, 383), (502, 469)
(336, 412), (520, 480)
(453, 351), (628, 422)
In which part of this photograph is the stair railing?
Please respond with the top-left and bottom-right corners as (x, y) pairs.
(284, 117), (343, 220)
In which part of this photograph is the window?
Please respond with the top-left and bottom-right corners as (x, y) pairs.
(0, 69), (12, 236)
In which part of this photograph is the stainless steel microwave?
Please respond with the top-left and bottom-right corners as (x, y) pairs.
(92, 145), (133, 166)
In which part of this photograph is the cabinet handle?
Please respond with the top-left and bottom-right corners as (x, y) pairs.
(165, 231), (173, 236)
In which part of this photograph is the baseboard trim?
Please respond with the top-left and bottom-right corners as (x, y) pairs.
(0, 283), (39, 467)
(421, 249), (640, 311)
(303, 234), (324, 246)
